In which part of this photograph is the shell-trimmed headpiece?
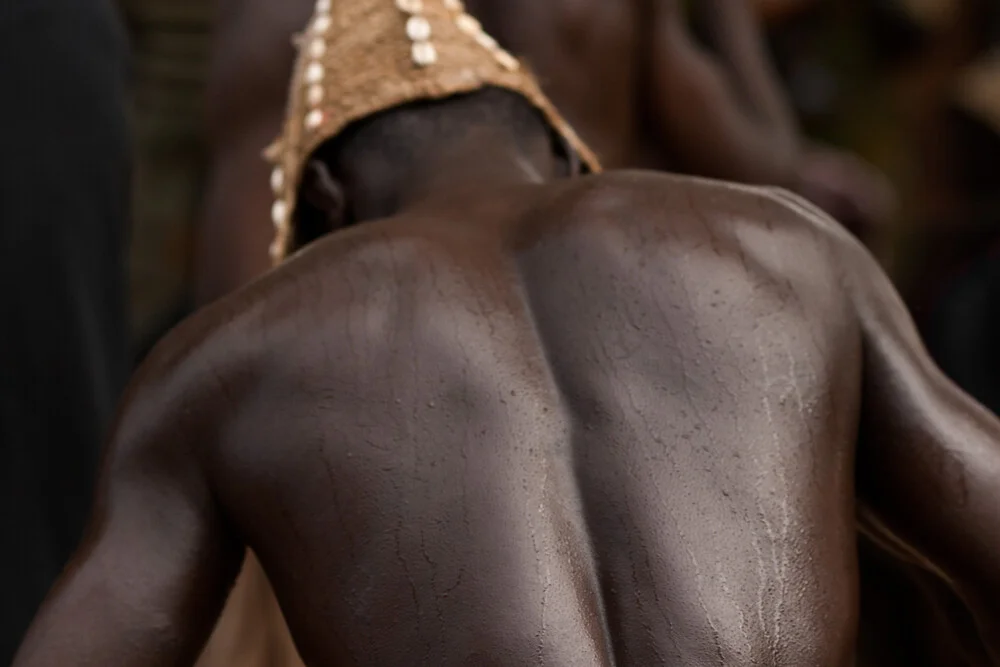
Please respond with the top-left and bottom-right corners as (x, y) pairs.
(265, 0), (602, 264)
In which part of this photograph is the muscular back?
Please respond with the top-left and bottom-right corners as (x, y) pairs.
(19, 174), (1000, 666)
(225, 174), (860, 664)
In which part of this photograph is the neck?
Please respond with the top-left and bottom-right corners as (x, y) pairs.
(351, 131), (558, 223)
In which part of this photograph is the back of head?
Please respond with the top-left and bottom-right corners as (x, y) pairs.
(325, 86), (558, 172)
(266, 0), (600, 263)
(291, 86), (568, 247)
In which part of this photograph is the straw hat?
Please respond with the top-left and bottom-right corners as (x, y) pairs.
(265, 0), (601, 264)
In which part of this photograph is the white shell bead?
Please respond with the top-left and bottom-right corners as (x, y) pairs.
(411, 41), (438, 66)
(495, 49), (519, 71)
(456, 13), (481, 35)
(406, 16), (432, 42)
(305, 109), (324, 129)
(271, 200), (288, 227)
(313, 14), (331, 33)
(308, 38), (326, 59)
(307, 84), (325, 106)
(396, 0), (423, 13)
(305, 62), (324, 84)
(474, 31), (497, 51)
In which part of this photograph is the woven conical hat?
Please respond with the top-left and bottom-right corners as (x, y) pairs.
(265, 0), (601, 264)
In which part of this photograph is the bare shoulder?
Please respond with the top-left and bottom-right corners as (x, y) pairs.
(150, 221), (445, 372)
(188, 171), (866, 384)
(113, 278), (275, 457)
(556, 170), (850, 251)
(540, 172), (862, 333)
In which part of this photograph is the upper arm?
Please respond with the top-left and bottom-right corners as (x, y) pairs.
(647, 0), (798, 185)
(14, 331), (245, 666)
(195, 0), (314, 304)
(841, 228), (1000, 660)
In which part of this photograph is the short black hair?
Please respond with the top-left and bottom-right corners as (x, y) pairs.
(316, 86), (553, 171)
(292, 87), (563, 247)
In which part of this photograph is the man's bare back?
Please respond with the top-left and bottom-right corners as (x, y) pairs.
(18, 2), (997, 659)
(228, 175), (861, 664)
(16, 169), (1000, 665)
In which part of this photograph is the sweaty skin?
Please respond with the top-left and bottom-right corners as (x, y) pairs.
(16, 161), (1000, 664)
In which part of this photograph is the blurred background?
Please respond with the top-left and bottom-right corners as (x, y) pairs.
(2, 0), (998, 662)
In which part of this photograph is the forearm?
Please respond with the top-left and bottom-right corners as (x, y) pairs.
(16, 584), (196, 667)
(14, 532), (241, 667)
(651, 47), (799, 184)
(196, 0), (311, 304)
(195, 121), (280, 305)
(650, 3), (800, 185)
(693, 0), (798, 139)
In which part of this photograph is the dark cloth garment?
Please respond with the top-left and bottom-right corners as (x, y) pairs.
(0, 0), (130, 661)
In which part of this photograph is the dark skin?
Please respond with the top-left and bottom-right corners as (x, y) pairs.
(16, 91), (1000, 665)
(464, 0), (799, 177)
(195, 0), (892, 306)
(462, 0), (894, 234)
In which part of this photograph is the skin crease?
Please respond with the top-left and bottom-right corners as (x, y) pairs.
(14, 89), (1000, 666)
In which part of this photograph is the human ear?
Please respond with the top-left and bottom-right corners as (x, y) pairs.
(301, 159), (348, 230)
(557, 134), (582, 177)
